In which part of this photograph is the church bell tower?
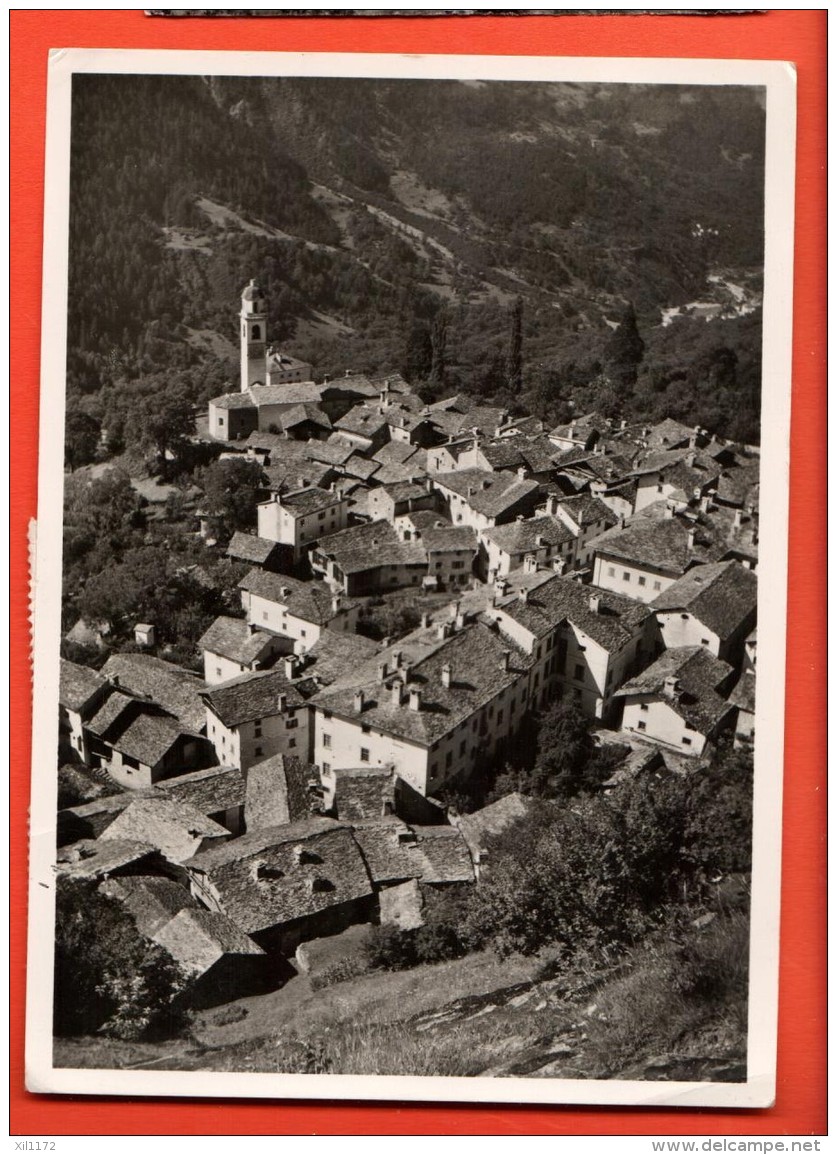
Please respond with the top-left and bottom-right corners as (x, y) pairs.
(240, 279), (267, 392)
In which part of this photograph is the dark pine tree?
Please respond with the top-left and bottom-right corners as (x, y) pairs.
(604, 302), (645, 390)
(505, 296), (524, 394)
(430, 310), (448, 388)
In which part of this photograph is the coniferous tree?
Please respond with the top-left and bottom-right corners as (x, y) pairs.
(430, 310), (448, 388)
(605, 302), (645, 390)
(505, 296), (524, 394)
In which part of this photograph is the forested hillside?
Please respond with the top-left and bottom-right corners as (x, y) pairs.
(67, 73), (765, 443)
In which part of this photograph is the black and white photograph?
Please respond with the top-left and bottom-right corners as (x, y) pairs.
(26, 49), (795, 1108)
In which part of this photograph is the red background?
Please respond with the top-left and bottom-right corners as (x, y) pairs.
(10, 9), (826, 1137)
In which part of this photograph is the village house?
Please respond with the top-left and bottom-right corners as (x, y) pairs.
(99, 653), (207, 734)
(431, 468), (540, 533)
(481, 514), (577, 581)
(453, 792), (536, 878)
(332, 403), (393, 455)
(420, 523), (478, 590)
(225, 532), (286, 574)
(351, 820), (475, 895)
(487, 571), (653, 720)
(425, 435), (474, 474)
(199, 615), (290, 685)
(282, 630), (381, 697)
(366, 479), (438, 525)
(310, 519), (429, 595)
(547, 412), (611, 452)
(183, 817), (377, 956)
(83, 690), (215, 790)
(256, 485), (349, 564)
(546, 493), (620, 568)
(244, 752), (316, 831)
(158, 765), (246, 837)
(56, 838), (174, 882)
(650, 559), (758, 667)
(98, 796), (231, 864)
(201, 668), (310, 772)
(729, 667), (756, 747)
(59, 659), (111, 765)
(238, 567), (360, 652)
(319, 764), (396, 822)
(310, 617), (532, 798)
(629, 448), (722, 514)
(615, 646), (736, 756)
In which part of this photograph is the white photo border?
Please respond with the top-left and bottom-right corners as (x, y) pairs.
(26, 47), (797, 1108)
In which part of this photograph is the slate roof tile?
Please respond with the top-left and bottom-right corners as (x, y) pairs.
(59, 659), (109, 713)
(199, 616), (278, 665)
(201, 668), (305, 728)
(615, 646), (734, 733)
(100, 654), (207, 732)
(651, 560), (757, 640)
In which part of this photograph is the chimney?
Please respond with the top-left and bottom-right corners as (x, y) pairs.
(500, 649), (511, 671)
(354, 690), (365, 713)
(408, 688), (422, 712)
(516, 514), (525, 523)
(664, 504), (674, 520)
(523, 553), (538, 575)
(276, 693), (287, 714)
(420, 611), (431, 628)
(280, 586), (290, 600)
(589, 593), (601, 614)
(436, 622), (449, 641)
(377, 661), (388, 682)
(535, 533), (545, 548)
(517, 466), (527, 481)
(450, 600), (461, 621)
(548, 495), (560, 516)
(284, 655), (297, 680)
(331, 594), (341, 615)
(699, 495), (710, 513)
(392, 649), (403, 670)
(663, 675), (680, 699)
(467, 485), (474, 499)
(733, 509), (743, 529)
(248, 622), (259, 635)
(686, 527), (696, 552)
(323, 373), (330, 383)
(455, 611), (466, 631)
(441, 663), (452, 689)
(620, 418), (627, 430)
(109, 673), (120, 688)
(495, 576), (509, 598)
(552, 556), (566, 575)
(391, 681), (403, 708)
(298, 477), (310, 488)
(519, 587), (529, 604)
(686, 452), (696, 468)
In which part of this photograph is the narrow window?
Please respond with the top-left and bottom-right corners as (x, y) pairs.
(360, 747), (370, 763)
(637, 720), (647, 731)
(682, 737), (693, 747)
(322, 734), (331, 749)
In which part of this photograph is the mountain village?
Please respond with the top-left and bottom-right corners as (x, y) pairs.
(57, 279), (759, 1013)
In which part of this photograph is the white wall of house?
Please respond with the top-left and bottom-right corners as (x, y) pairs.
(314, 708), (430, 795)
(258, 495), (348, 558)
(202, 638), (287, 686)
(592, 555), (676, 603)
(206, 704), (310, 772)
(245, 591), (323, 651)
(426, 549), (475, 589)
(655, 611), (722, 657)
(620, 696), (707, 756)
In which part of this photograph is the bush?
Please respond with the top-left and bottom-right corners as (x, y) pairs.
(309, 955), (371, 991)
(364, 924), (418, 972)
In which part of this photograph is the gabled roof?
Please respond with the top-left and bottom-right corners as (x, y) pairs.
(199, 616), (277, 665)
(278, 485), (342, 516)
(421, 525), (478, 554)
(56, 838), (162, 879)
(644, 417), (699, 449)
(100, 797), (231, 863)
(238, 567), (348, 625)
(100, 875), (197, 937)
(432, 469), (539, 518)
(157, 765), (245, 816)
(295, 630), (380, 692)
(245, 753), (313, 830)
(478, 441), (526, 470)
(455, 793), (536, 859)
(588, 514), (702, 575)
(343, 455), (381, 482)
(483, 515), (575, 556)
(729, 669), (756, 714)
(350, 819), (473, 884)
(201, 668), (305, 729)
(372, 440), (424, 468)
(99, 653), (206, 733)
(210, 392), (256, 411)
(492, 572), (650, 651)
(266, 350), (312, 373)
(335, 404), (391, 438)
(249, 382), (326, 406)
(59, 659), (108, 714)
(312, 620), (530, 746)
(226, 532), (282, 565)
(184, 818), (374, 935)
(615, 646), (734, 734)
(554, 494), (619, 530)
(152, 908), (265, 975)
(315, 520), (428, 574)
(307, 440), (356, 467)
(651, 560), (757, 641)
(331, 765), (395, 823)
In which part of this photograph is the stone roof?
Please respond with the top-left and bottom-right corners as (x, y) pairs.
(421, 525), (478, 554)
(493, 572), (650, 651)
(588, 514), (704, 575)
(263, 459), (337, 493)
(249, 382), (327, 406)
(312, 620), (530, 746)
(100, 653), (207, 732)
(58, 791), (138, 843)
(59, 659), (108, 713)
(554, 494), (619, 530)
(644, 417), (699, 449)
(343, 455), (382, 482)
(651, 560), (757, 641)
(380, 480), (431, 505)
(199, 615), (277, 665)
(714, 459), (761, 508)
(157, 765), (245, 816)
(483, 515), (575, 556)
(245, 753), (313, 830)
(478, 441), (526, 470)
(729, 669), (756, 714)
(315, 520), (428, 574)
(266, 350), (312, 372)
(87, 692), (199, 769)
(56, 838), (162, 879)
(238, 567), (349, 625)
(279, 485), (342, 517)
(455, 792), (536, 860)
(407, 510), (451, 533)
(86, 690), (137, 737)
(335, 404), (391, 438)
(184, 818), (374, 935)
(100, 797), (231, 863)
(241, 280), (263, 302)
(152, 907), (265, 976)
(350, 819), (473, 885)
(373, 441), (423, 468)
(432, 469), (540, 519)
(307, 440), (356, 466)
(615, 646), (734, 734)
(296, 630), (380, 692)
(202, 668), (305, 729)
(516, 435), (562, 474)
(372, 463), (425, 487)
(549, 412), (610, 441)
(100, 875), (197, 937)
(210, 392), (256, 411)
(331, 765), (395, 822)
(226, 532), (282, 565)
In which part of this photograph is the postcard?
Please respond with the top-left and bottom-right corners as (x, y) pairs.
(26, 47), (795, 1107)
